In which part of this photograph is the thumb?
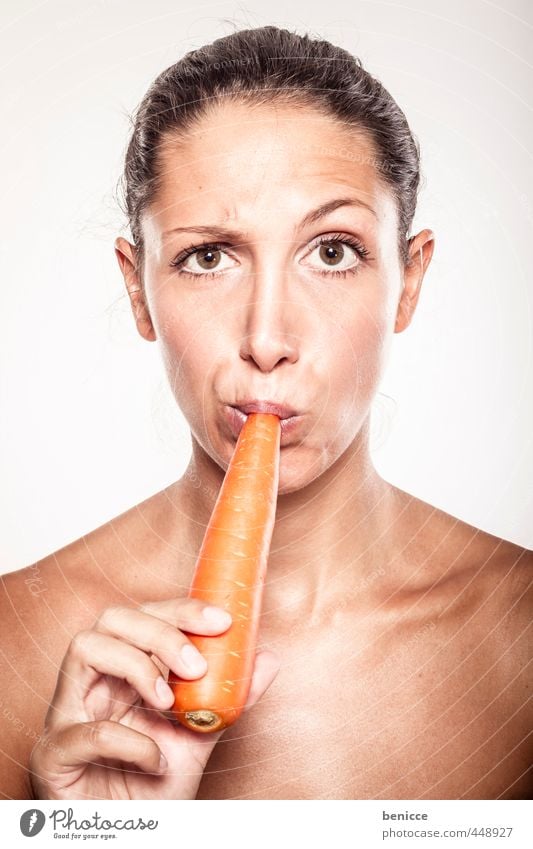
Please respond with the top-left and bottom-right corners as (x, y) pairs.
(243, 650), (281, 712)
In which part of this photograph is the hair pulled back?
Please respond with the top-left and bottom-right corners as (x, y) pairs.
(117, 25), (421, 278)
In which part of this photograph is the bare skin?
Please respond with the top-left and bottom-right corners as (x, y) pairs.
(1, 100), (531, 799)
(0, 483), (531, 799)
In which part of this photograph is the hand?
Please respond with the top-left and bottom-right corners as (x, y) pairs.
(29, 598), (280, 799)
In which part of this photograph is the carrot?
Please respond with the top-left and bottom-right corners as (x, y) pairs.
(169, 412), (281, 733)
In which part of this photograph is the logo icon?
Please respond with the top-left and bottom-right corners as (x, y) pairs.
(20, 809), (46, 837)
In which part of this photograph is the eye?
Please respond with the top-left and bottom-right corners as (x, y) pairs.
(169, 243), (237, 278)
(169, 233), (371, 280)
(302, 234), (369, 277)
(317, 242), (352, 268)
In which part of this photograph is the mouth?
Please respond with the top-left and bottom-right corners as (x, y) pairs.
(224, 400), (303, 444)
(233, 399), (298, 419)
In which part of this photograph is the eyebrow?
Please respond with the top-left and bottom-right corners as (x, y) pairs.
(163, 196), (376, 240)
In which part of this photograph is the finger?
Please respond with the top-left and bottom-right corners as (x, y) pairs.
(50, 630), (177, 725)
(52, 720), (167, 775)
(94, 602), (233, 678)
(243, 650), (281, 712)
(136, 598), (233, 634)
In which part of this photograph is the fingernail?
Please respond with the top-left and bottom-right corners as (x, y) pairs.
(203, 606), (232, 627)
(159, 752), (168, 772)
(155, 676), (173, 703)
(181, 643), (207, 674)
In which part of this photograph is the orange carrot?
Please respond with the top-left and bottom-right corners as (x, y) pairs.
(169, 412), (281, 733)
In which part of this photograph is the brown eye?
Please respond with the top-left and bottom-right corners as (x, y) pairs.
(318, 241), (346, 266)
(302, 237), (360, 275)
(174, 245), (238, 277)
(196, 248), (222, 270)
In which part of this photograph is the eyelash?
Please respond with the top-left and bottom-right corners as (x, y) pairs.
(168, 232), (371, 280)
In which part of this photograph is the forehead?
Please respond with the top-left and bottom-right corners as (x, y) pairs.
(148, 100), (393, 232)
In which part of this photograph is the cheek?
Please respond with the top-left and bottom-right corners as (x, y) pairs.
(326, 291), (391, 401)
(152, 297), (221, 412)
(311, 306), (387, 454)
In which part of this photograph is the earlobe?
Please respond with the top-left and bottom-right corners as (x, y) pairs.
(114, 237), (157, 342)
(394, 230), (435, 334)
(394, 290), (413, 333)
(128, 288), (157, 342)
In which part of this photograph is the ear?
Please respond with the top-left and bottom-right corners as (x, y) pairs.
(114, 237), (157, 342)
(394, 229), (435, 333)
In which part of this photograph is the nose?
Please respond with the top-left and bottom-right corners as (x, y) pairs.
(239, 264), (299, 372)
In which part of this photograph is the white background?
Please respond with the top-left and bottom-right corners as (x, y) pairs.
(1, 0), (532, 574)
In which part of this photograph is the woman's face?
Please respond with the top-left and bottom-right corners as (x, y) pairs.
(116, 100), (433, 494)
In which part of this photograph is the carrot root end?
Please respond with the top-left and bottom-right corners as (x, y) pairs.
(184, 710), (223, 731)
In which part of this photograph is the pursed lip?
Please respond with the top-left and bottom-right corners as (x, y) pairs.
(223, 401), (303, 443)
(231, 399), (298, 419)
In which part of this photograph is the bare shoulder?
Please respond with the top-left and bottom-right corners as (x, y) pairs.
(490, 536), (532, 611)
(0, 519), (116, 798)
(438, 504), (532, 616)
(480, 534), (532, 652)
(0, 482), (182, 799)
(0, 552), (79, 799)
(389, 484), (532, 615)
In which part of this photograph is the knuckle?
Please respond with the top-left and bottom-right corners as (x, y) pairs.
(180, 598), (205, 621)
(137, 600), (157, 615)
(84, 721), (104, 751)
(158, 622), (181, 650)
(70, 629), (93, 658)
(96, 605), (126, 630)
(124, 653), (153, 686)
(135, 735), (155, 761)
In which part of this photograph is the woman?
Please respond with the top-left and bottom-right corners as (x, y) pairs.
(1, 26), (531, 800)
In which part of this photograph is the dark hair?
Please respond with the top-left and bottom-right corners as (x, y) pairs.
(117, 25), (421, 282)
